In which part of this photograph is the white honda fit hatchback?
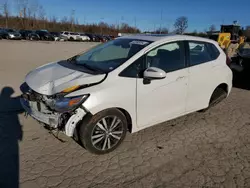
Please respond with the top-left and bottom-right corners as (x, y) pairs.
(21, 34), (232, 154)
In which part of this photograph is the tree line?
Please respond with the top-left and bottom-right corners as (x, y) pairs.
(0, 1), (140, 35)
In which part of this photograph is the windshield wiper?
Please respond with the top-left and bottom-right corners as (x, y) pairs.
(76, 63), (105, 74)
(67, 55), (80, 62)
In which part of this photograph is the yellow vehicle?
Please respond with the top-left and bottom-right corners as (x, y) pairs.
(217, 25), (245, 58)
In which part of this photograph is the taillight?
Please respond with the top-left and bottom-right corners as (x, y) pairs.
(226, 55), (231, 66)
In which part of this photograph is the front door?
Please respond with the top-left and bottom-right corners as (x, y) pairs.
(136, 41), (188, 128)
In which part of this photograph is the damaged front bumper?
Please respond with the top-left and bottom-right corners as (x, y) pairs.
(20, 97), (86, 137)
(21, 98), (60, 127)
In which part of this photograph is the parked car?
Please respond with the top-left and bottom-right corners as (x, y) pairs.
(230, 42), (250, 72)
(103, 35), (112, 41)
(78, 33), (90, 41)
(0, 30), (6, 39)
(95, 34), (106, 42)
(0, 28), (22, 40)
(35, 30), (54, 41)
(19, 30), (40, 40)
(50, 32), (68, 41)
(109, 35), (115, 40)
(21, 34), (232, 154)
(85, 33), (98, 42)
(61, 31), (81, 41)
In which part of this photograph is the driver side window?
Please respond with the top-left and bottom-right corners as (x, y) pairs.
(145, 41), (185, 73)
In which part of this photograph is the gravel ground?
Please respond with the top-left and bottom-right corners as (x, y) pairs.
(1, 40), (250, 188)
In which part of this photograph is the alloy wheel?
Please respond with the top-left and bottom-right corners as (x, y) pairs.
(91, 116), (124, 151)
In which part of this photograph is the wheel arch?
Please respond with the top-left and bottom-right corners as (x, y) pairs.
(117, 108), (133, 133)
(215, 83), (228, 94)
(78, 106), (134, 134)
(209, 83), (229, 104)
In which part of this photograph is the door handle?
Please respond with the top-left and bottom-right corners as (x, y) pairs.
(176, 76), (185, 81)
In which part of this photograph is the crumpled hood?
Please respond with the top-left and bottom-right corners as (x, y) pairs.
(25, 61), (106, 95)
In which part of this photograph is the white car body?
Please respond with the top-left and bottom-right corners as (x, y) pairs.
(61, 31), (81, 41)
(78, 33), (90, 41)
(21, 34), (232, 153)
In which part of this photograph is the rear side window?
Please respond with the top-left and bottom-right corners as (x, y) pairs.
(207, 43), (220, 60)
(188, 41), (213, 66)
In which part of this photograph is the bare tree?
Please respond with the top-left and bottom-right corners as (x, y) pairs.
(61, 16), (69, 24)
(209, 24), (216, 32)
(70, 10), (75, 31)
(38, 5), (45, 20)
(3, 1), (9, 28)
(38, 5), (46, 28)
(174, 16), (188, 34)
(16, 0), (29, 28)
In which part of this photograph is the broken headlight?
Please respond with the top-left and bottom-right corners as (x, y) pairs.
(54, 94), (89, 112)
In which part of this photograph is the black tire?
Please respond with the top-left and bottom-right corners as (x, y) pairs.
(209, 88), (227, 107)
(79, 108), (127, 155)
(200, 88), (227, 112)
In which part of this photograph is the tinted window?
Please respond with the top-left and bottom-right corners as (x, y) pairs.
(188, 41), (212, 66)
(145, 41), (185, 72)
(207, 43), (220, 60)
(119, 56), (144, 78)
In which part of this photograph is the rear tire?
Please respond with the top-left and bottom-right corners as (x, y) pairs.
(199, 88), (227, 112)
(79, 109), (127, 155)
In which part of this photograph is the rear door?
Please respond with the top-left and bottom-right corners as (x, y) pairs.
(186, 41), (220, 112)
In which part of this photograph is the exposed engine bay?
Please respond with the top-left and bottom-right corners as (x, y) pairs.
(21, 86), (87, 137)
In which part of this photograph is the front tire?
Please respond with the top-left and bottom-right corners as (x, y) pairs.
(79, 109), (127, 155)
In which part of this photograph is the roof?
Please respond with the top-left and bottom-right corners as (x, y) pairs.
(120, 34), (217, 44)
(120, 34), (178, 42)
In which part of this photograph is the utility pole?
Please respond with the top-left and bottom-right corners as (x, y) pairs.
(100, 17), (104, 35)
(83, 16), (86, 25)
(160, 9), (162, 34)
(134, 16), (137, 28)
(71, 9), (75, 31)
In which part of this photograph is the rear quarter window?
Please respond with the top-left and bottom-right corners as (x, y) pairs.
(188, 41), (212, 66)
(207, 43), (220, 60)
(188, 41), (221, 66)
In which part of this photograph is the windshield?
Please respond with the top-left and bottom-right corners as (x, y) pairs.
(6, 29), (14, 32)
(70, 38), (151, 73)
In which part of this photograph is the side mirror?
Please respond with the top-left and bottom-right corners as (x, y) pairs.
(143, 67), (166, 84)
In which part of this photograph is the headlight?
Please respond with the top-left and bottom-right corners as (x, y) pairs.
(54, 94), (89, 112)
(9, 34), (14, 37)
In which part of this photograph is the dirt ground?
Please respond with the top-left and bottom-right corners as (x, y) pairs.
(1, 40), (250, 188)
